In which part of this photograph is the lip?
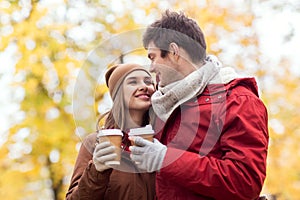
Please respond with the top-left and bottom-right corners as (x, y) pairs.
(135, 93), (150, 100)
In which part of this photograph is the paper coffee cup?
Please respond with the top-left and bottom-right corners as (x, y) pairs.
(128, 125), (155, 146)
(97, 129), (123, 165)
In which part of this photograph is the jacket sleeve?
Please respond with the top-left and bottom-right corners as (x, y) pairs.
(66, 134), (112, 200)
(159, 95), (269, 200)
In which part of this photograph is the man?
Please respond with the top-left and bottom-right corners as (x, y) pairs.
(129, 10), (269, 200)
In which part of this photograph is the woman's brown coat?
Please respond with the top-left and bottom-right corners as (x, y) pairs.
(66, 133), (155, 200)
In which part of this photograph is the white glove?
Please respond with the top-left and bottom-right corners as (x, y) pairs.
(129, 137), (167, 172)
(93, 141), (117, 172)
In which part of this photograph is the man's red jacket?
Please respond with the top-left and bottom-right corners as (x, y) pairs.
(154, 78), (269, 200)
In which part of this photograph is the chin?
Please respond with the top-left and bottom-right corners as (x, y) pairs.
(138, 105), (151, 111)
(130, 103), (151, 111)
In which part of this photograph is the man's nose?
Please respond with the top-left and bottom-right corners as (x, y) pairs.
(149, 63), (155, 73)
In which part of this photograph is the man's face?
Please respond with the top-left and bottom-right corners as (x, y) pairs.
(147, 42), (183, 87)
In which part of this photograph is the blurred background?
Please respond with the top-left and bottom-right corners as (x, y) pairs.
(1, 0), (300, 199)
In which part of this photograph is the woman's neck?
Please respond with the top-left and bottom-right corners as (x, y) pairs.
(125, 110), (145, 129)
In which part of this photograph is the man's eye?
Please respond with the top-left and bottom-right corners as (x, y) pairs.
(148, 55), (154, 60)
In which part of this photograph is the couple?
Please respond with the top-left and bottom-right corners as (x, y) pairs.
(66, 10), (269, 200)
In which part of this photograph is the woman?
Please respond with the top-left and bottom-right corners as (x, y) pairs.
(66, 63), (156, 200)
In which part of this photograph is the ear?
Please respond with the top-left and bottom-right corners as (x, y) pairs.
(169, 42), (180, 61)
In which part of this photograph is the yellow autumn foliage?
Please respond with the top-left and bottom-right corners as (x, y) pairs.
(0, 0), (299, 200)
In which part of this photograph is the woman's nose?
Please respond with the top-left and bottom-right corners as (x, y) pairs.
(138, 85), (147, 91)
(137, 82), (148, 91)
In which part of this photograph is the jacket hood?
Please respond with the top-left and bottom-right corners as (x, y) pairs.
(203, 77), (260, 97)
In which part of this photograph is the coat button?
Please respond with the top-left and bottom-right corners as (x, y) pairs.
(218, 95), (222, 99)
(205, 98), (210, 102)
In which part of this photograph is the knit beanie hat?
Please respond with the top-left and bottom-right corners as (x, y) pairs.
(105, 63), (151, 99)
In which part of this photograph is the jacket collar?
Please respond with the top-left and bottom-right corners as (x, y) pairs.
(202, 77), (259, 97)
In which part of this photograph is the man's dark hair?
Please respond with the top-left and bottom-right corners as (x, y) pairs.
(143, 10), (206, 63)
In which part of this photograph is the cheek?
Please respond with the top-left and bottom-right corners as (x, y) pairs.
(158, 56), (171, 66)
(124, 89), (135, 107)
(148, 86), (155, 95)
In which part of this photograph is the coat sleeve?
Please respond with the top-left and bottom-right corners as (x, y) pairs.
(159, 95), (269, 200)
(66, 134), (112, 200)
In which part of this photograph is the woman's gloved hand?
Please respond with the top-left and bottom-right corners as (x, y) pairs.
(93, 141), (117, 172)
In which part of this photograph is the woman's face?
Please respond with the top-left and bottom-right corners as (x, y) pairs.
(123, 70), (155, 112)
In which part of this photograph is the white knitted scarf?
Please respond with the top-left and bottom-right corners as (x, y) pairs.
(151, 56), (239, 122)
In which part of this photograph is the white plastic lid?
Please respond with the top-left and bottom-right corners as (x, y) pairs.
(97, 129), (123, 136)
(128, 125), (155, 136)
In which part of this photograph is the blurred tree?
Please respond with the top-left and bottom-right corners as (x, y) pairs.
(0, 0), (161, 199)
(261, 59), (300, 199)
(1, 1), (83, 200)
(251, 1), (300, 199)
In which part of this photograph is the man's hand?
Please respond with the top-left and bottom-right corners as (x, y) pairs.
(93, 141), (117, 172)
(129, 137), (167, 172)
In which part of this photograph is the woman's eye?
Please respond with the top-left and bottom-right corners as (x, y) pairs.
(144, 80), (153, 85)
(128, 81), (137, 84)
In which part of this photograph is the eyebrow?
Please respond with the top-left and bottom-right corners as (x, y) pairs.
(125, 77), (137, 81)
(125, 76), (151, 80)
